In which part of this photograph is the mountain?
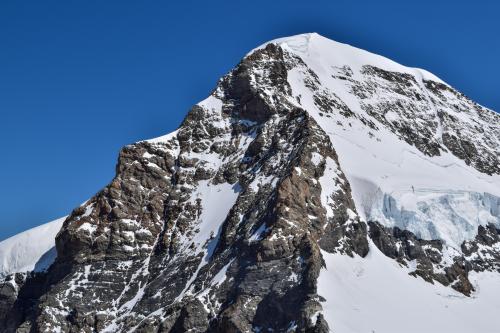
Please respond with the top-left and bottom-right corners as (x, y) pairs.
(1, 33), (499, 333)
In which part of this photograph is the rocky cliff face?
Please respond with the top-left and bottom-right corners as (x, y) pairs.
(1, 33), (499, 333)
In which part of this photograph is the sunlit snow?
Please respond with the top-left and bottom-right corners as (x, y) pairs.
(0, 216), (65, 278)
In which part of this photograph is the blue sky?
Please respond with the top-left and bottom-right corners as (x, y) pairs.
(0, 0), (498, 240)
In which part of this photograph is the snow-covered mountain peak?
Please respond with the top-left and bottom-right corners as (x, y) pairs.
(1, 34), (499, 332)
(148, 33), (499, 248)
(252, 32), (445, 84)
(241, 33), (500, 248)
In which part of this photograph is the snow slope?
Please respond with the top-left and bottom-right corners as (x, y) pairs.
(251, 33), (444, 84)
(0, 216), (65, 278)
(318, 244), (500, 333)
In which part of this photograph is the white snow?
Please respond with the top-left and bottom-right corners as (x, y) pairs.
(310, 152), (323, 167)
(142, 151), (154, 159)
(0, 216), (65, 278)
(251, 33), (446, 84)
(144, 129), (179, 145)
(318, 157), (341, 219)
(174, 180), (241, 302)
(318, 244), (500, 333)
(78, 222), (97, 235)
(332, 126), (500, 249)
(188, 180), (241, 254)
(249, 223), (268, 242)
(211, 259), (233, 287)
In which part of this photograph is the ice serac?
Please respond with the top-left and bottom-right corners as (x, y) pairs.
(0, 33), (499, 332)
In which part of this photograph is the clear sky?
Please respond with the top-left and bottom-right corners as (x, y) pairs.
(0, 0), (498, 241)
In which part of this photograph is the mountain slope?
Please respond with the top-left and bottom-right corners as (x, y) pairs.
(0, 217), (65, 278)
(273, 33), (499, 249)
(319, 244), (500, 333)
(1, 33), (499, 333)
